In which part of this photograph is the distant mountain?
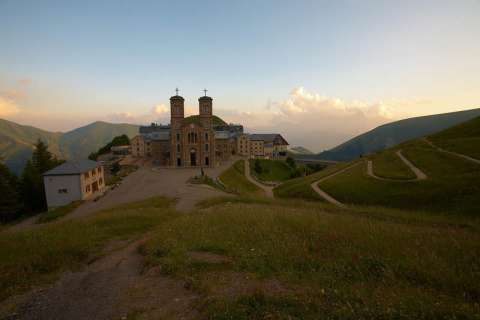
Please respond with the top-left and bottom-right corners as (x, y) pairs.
(58, 121), (139, 160)
(0, 119), (139, 174)
(315, 108), (480, 162)
(289, 146), (314, 155)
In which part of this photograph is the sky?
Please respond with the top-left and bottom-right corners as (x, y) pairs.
(1, 0), (479, 151)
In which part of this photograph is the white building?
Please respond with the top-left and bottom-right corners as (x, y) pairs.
(43, 160), (106, 208)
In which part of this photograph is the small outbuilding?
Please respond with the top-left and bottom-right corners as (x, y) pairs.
(43, 160), (105, 208)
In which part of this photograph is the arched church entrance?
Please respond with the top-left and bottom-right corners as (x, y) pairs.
(190, 149), (197, 166)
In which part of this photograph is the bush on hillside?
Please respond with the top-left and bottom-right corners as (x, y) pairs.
(89, 134), (130, 160)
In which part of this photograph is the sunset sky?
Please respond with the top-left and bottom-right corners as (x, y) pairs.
(1, 0), (479, 151)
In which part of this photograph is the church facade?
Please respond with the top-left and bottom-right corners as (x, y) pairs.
(131, 92), (289, 167)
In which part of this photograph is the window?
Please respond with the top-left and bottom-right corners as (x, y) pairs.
(205, 157), (209, 166)
(205, 132), (209, 140)
(205, 143), (209, 151)
(177, 144), (181, 152)
(176, 133), (180, 141)
(177, 158), (182, 166)
(58, 188), (68, 194)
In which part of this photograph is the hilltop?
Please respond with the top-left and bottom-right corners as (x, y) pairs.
(0, 119), (139, 174)
(310, 108), (480, 161)
(275, 115), (480, 215)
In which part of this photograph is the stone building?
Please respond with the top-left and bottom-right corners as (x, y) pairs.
(43, 160), (105, 208)
(131, 91), (289, 167)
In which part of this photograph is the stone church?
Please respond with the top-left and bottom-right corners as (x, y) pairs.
(131, 91), (289, 167)
(170, 93), (215, 167)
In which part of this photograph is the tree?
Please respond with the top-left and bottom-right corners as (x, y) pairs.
(286, 156), (296, 169)
(89, 134), (131, 160)
(254, 159), (262, 175)
(20, 139), (63, 213)
(0, 162), (21, 222)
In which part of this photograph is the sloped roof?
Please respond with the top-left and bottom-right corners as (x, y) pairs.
(43, 160), (100, 176)
(249, 133), (289, 145)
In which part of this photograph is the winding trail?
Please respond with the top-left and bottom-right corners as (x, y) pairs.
(367, 150), (427, 182)
(423, 138), (480, 164)
(244, 160), (274, 198)
(310, 162), (362, 208)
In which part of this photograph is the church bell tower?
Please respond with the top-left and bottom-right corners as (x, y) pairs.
(199, 89), (212, 129)
(170, 88), (184, 167)
(170, 88), (184, 130)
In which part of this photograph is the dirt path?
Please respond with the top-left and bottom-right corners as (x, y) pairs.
(310, 163), (361, 207)
(1, 239), (199, 320)
(366, 149), (427, 182)
(5, 159), (237, 234)
(396, 150), (427, 180)
(423, 138), (480, 164)
(244, 160), (274, 198)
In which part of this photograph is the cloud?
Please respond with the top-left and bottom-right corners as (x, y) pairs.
(105, 103), (198, 125)
(0, 78), (33, 117)
(215, 87), (406, 152)
(88, 86), (423, 152)
(0, 96), (20, 117)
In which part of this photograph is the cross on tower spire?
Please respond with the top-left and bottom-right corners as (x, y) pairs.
(175, 87), (179, 96)
(203, 88), (208, 96)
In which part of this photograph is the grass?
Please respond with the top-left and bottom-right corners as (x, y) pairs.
(218, 160), (264, 196)
(432, 137), (480, 159)
(106, 164), (138, 186)
(318, 140), (480, 214)
(430, 115), (480, 159)
(189, 174), (226, 192)
(142, 198), (480, 319)
(369, 149), (416, 180)
(249, 159), (294, 182)
(36, 201), (83, 224)
(273, 162), (353, 200)
(0, 196), (176, 301)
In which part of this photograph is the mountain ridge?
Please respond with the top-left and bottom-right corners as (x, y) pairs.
(312, 108), (480, 161)
(0, 119), (140, 174)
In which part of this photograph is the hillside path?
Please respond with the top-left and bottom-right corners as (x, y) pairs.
(0, 238), (199, 320)
(367, 150), (427, 182)
(423, 138), (480, 164)
(244, 160), (274, 198)
(311, 163), (362, 208)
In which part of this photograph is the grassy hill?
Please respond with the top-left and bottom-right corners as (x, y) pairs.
(0, 119), (139, 174)
(429, 115), (480, 159)
(218, 160), (264, 196)
(0, 119), (62, 174)
(249, 159), (294, 182)
(315, 108), (480, 161)
(58, 121), (139, 160)
(1, 196), (479, 318)
(183, 115), (227, 127)
(275, 116), (480, 215)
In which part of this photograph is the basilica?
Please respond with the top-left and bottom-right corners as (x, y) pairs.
(131, 91), (289, 167)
